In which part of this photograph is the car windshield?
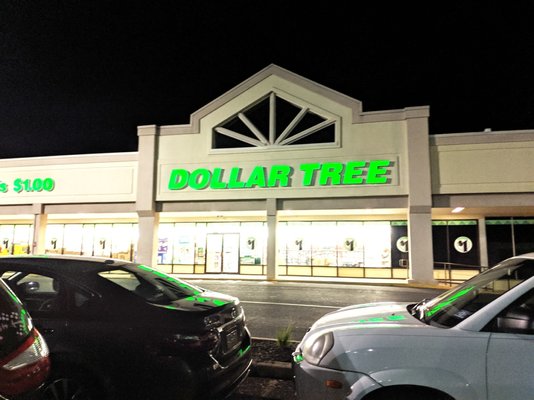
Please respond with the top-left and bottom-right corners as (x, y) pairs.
(98, 263), (205, 304)
(416, 257), (534, 328)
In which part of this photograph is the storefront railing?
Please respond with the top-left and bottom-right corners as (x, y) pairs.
(433, 262), (488, 286)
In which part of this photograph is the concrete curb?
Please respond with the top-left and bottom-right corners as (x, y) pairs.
(251, 361), (293, 380)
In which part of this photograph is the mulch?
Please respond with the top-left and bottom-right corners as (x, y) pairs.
(250, 339), (298, 363)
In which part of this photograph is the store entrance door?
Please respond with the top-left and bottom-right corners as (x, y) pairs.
(205, 233), (240, 274)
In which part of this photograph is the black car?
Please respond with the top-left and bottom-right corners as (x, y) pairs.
(0, 277), (50, 400)
(0, 255), (252, 400)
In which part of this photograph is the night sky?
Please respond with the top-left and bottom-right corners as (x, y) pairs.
(1, 1), (534, 159)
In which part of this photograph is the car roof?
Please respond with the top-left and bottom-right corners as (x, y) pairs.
(0, 255), (134, 274)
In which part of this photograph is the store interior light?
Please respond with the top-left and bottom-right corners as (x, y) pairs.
(452, 207), (465, 213)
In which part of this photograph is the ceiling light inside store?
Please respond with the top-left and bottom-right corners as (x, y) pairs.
(452, 207), (465, 213)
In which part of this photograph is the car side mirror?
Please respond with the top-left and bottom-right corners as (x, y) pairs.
(496, 305), (534, 334)
(21, 281), (40, 294)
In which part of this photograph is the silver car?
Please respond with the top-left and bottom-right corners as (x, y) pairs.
(292, 254), (534, 400)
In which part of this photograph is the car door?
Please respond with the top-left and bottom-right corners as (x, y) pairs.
(486, 288), (534, 400)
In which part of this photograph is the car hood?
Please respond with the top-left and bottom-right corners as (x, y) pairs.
(308, 301), (425, 331)
(154, 290), (238, 313)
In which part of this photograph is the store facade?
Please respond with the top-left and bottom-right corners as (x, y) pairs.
(2, 65), (534, 285)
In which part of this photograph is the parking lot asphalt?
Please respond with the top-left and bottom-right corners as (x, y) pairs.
(230, 376), (297, 400)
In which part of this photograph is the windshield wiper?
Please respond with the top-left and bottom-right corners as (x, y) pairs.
(410, 298), (429, 319)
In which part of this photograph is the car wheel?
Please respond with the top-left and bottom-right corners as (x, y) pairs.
(42, 377), (93, 400)
(42, 368), (108, 400)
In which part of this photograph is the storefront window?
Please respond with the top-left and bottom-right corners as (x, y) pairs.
(281, 222), (312, 266)
(362, 221), (391, 268)
(512, 219), (534, 257)
(390, 221), (409, 268)
(111, 224), (135, 260)
(447, 221), (479, 266)
(172, 223), (195, 265)
(486, 218), (534, 267)
(3, 225), (32, 255)
(432, 220), (480, 283)
(93, 224), (112, 257)
(45, 224), (64, 254)
(337, 221), (364, 267)
(239, 222), (266, 266)
(158, 223), (173, 264)
(45, 223), (137, 260)
(81, 224), (95, 256)
(157, 222), (267, 275)
(0, 225), (14, 255)
(63, 224), (83, 255)
(194, 223), (207, 266)
(310, 222), (337, 266)
(278, 221), (399, 278)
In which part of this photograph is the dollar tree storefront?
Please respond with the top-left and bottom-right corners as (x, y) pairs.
(2, 65), (534, 285)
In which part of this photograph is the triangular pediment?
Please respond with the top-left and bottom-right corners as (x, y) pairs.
(161, 64), (363, 139)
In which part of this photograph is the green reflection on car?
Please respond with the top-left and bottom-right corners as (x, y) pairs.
(238, 345), (251, 357)
(425, 286), (475, 318)
(355, 315), (406, 324)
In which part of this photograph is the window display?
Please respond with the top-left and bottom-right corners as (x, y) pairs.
(93, 224), (112, 257)
(279, 221), (396, 277)
(432, 220), (479, 267)
(44, 223), (137, 260)
(362, 221), (391, 268)
(281, 222), (312, 266)
(172, 223), (195, 265)
(81, 224), (95, 257)
(45, 224), (64, 254)
(0, 225), (15, 255)
(158, 224), (173, 264)
(111, 224), (136, 260)
(239, 222), (266, 266)
(63, 224), (83, 255)
(337, 221), (364, 267)
(11, 225), (32, 255)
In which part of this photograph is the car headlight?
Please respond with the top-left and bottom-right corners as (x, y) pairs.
(301, 331), (334, 366)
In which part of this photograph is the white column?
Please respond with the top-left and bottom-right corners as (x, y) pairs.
(31, 203), (47, 255)
(136, 211), (159, 266)
(478, 217), (488, 267)
(408, 208), (434, 282)
(136, 125), (159, 266)
(266, 198), (277, 281)
(405, 107), (436, 284)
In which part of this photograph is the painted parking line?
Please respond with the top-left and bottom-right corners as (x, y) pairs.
(241, 300), (340, 309)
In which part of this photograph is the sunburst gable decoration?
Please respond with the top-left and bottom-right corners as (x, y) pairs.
(213, 92), (336, 149)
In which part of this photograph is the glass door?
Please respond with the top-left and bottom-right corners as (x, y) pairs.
(206, 233), (240, 274)
(222, 233), (239, 273)
(206, 234), (223, 273)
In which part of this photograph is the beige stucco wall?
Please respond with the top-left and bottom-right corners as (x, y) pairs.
(430, 130), (534, 194)
(0, 153), (138, 205)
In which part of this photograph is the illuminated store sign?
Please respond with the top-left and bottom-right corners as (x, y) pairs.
(168, 160), (392, 191)
(0, 177), (55, 194)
